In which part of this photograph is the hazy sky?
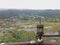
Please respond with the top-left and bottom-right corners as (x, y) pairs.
(0, 0), (60, 9)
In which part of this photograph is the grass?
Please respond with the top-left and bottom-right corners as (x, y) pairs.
(0, 19), (60, 42)
(44, 22), (60, 33)
(43, 37), (60, 41)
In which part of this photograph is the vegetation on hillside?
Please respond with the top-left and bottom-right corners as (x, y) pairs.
(0, 9), (60, 43)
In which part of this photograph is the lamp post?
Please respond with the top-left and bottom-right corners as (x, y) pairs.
(36, 17), (44, 42)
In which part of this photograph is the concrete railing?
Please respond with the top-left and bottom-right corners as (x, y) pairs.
(43, 35), (60, 37)
(1, 41), (60, 45)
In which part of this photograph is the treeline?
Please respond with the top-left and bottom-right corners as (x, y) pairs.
(0, 9), (60, 18)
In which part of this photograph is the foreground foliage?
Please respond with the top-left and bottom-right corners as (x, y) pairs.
(0, 29), (36, 43)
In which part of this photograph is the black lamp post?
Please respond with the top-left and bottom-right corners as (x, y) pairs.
(36, 17), (44, 42)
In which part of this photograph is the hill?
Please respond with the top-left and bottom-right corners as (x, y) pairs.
(0, 9), (60, 18)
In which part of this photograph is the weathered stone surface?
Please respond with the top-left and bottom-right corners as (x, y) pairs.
(2, 41), (60, 45)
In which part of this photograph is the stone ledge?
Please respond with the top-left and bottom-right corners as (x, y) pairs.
(1, 41), (60, 45)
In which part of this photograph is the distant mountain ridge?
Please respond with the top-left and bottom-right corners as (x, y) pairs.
(0, 9), (60, 18)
